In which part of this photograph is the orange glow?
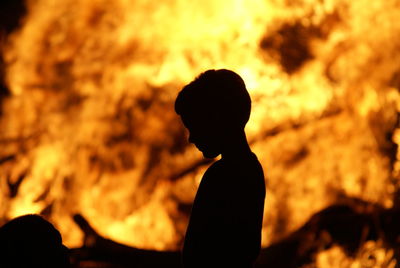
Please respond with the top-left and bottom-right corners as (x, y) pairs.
(0, 1), (399, 266)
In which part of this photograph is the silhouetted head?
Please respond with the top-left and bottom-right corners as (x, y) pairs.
(0, 214), (70, 268)
(175, 69), (251, 158)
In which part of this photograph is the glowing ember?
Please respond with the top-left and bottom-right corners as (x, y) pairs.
(0, 1), (399, 264)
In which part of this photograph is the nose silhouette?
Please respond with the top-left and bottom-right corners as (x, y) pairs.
(188, 133), (195, 144)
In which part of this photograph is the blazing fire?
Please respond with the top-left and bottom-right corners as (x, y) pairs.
(1, 0), (399, 266)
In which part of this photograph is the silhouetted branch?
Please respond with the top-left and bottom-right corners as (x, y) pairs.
(0, 154), (15, 165)
(7, 172), (26, 198)
(71, 200), (400, 268)
(71, 214), (181, 268)
(169, 107), (343, 183)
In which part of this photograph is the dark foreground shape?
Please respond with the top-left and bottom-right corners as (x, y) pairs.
(0, 214), (70, 268)
(71, 200), (400, 268)
(71, 214), (181, 268)
(175, 69), (266, 268)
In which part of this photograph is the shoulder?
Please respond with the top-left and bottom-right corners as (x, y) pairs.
(224, 153), (264, 177)
(227, 153), (265, 193)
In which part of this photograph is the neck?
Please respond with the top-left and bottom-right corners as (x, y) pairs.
(221, 128), (252, 160)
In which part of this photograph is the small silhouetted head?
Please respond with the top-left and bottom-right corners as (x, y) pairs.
(175, 69), (251, 158)
(0, 214), (70, 268)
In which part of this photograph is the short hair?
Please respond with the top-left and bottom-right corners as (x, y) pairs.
(175, 69), (251, 128)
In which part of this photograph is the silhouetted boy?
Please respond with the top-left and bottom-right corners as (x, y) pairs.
(175, 69), (266, 268)
(0, 214), (70, 268)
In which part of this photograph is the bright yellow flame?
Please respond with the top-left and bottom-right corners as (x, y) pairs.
(1, 0), (399, 257)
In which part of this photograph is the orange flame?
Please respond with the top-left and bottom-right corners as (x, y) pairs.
(1, 1), (399, 262)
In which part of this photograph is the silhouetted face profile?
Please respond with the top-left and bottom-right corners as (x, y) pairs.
(180, 113), (221, 158)
(175, 69), (251, 158)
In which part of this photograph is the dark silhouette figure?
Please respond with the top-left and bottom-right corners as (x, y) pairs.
(175, 69), (266, 268)
(0, 214), (70, 268)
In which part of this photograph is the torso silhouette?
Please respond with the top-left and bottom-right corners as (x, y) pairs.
(182, 151), (265, 268)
